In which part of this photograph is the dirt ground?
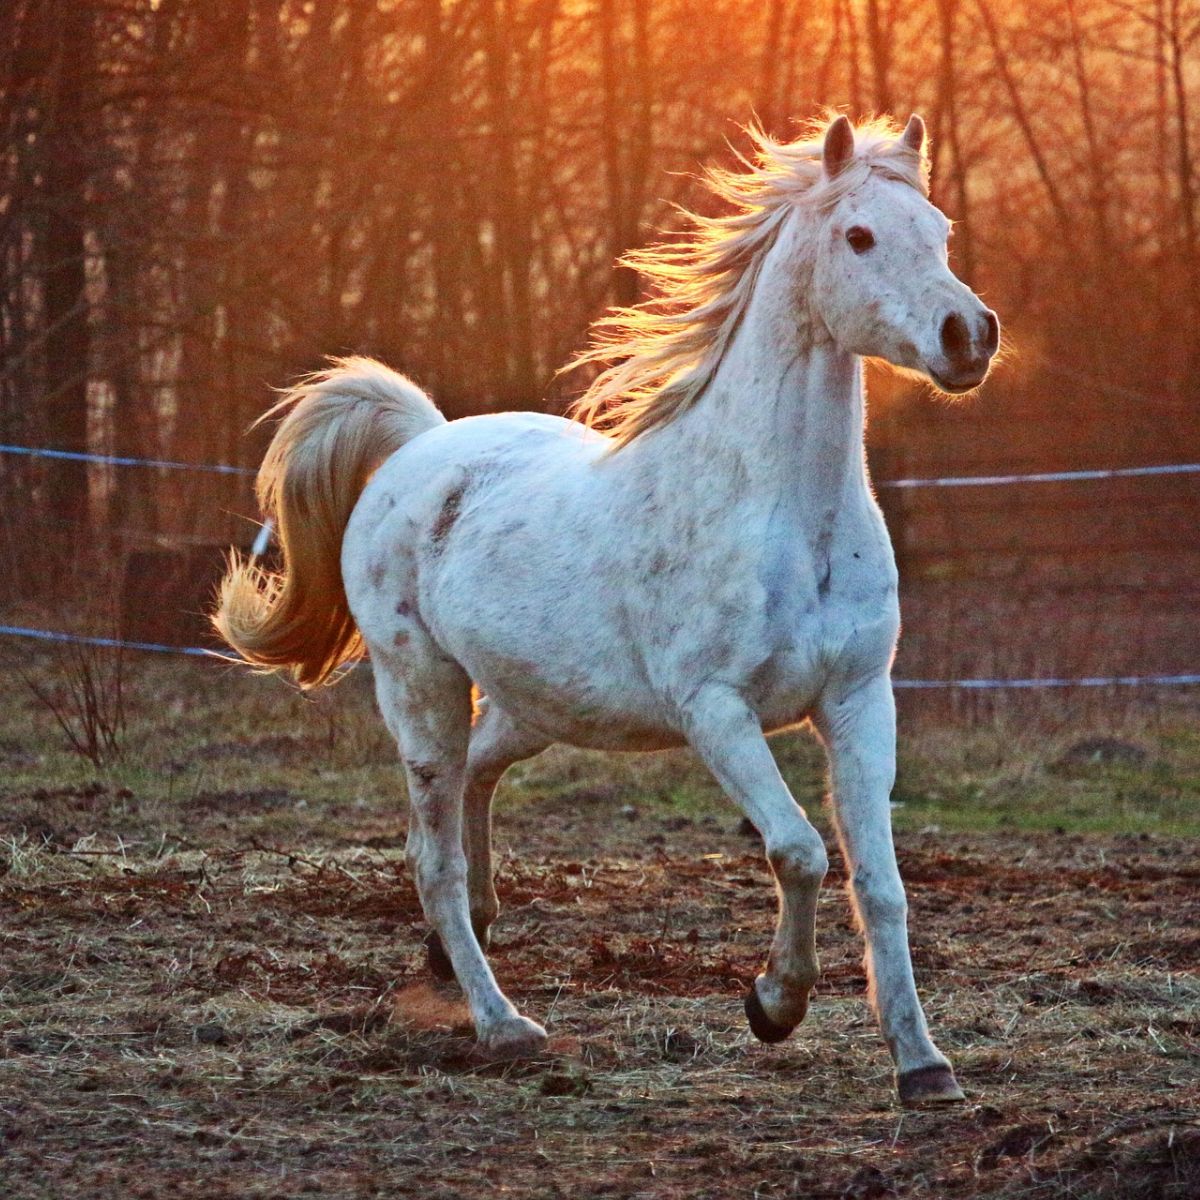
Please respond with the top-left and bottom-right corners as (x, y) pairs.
(3, 739), (1199, 1199)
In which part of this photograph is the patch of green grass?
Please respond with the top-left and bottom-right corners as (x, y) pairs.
(890, 720), (1200, 837)
(3, 651), (1199, 843)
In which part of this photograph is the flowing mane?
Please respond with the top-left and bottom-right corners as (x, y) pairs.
(567, 116), (929, 447)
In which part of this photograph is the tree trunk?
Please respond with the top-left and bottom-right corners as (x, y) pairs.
(933, 0), (974, 282)
(599, 0), (641, 307)
(1065, 0), (1111, 264)
(865, 0), (893, 114)
(758, 0), (788, 135)
(483, 0), (535, 406)
(40, 0), (94, 541)
(842, 0), (863, 115)
(1166, 0), (1200, 392)
(974, 0), (1072, 240)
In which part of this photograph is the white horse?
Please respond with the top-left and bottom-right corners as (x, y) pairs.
(215, 114), (998, 1105)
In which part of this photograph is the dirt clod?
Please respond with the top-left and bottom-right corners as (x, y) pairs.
(977, 1121), (1057, 1170)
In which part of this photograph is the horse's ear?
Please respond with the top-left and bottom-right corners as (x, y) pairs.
(901, 114), (926, 156)
(823, 115), (855, 178)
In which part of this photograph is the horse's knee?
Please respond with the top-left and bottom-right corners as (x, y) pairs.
(409, 831), (468, 901)
(767, 830), (828, 889)
(421, 856), (467, 893)
(853, 869), (907, 927)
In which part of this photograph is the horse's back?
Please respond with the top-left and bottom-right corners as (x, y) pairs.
(347, 412), (588, 635)
(368, 409), (598, 486)
(344, 409), (600, 590)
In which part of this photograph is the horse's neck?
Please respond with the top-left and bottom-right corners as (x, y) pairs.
(644, 229), (868, 528)
(709, 333), (866, 513)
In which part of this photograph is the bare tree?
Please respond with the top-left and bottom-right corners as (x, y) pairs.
(0, 0), (1196, 606)
(930, 0), (975, 280)
(38, 0), (94, 540)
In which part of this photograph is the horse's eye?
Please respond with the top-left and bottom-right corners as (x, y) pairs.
(846, 226), (875, 253)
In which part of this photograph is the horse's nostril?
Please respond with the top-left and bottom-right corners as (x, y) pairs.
(940, 312), (970, 362)
(983, 310), (1000, 355)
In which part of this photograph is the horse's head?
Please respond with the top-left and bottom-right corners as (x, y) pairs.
(810, 115), (998, 394)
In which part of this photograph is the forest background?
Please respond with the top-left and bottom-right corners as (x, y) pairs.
(3, 0), (1198, 674)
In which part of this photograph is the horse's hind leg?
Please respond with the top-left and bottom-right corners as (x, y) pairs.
(375, 651), (547, 1057)
(425, 698), (549, 981)
(683, 687), (828, 1041)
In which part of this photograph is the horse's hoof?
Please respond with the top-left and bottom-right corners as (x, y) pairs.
(744, 982), (798, 1044)
(897, 1064), (965, 1107)
(424, 931), (456, 981)
(479, 1015), (548, 1060)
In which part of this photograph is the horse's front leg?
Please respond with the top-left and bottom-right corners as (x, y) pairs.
(684, 687), (828, 1040)
(815, 675), (963, 1106)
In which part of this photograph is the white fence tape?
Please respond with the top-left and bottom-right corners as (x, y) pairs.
(0, 443), (254, 476)
(893, 673), (1200, 690)
(2, 440), (1199, 490)
(876, 462), (1200, 488)
(0, 623), (216, 657)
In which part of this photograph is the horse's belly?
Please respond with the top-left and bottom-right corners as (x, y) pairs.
(471, 664), (688, 752)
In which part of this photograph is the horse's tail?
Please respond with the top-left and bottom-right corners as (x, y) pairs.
(213, 356), (446, 688)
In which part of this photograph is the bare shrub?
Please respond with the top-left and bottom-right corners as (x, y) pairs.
(19, 643), (126, 767)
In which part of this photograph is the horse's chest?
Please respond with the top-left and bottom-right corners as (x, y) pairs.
(647, 507), (898, 680)
(748, 522), (899, 716)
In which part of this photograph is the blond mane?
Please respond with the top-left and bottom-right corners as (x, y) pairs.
(567, 116), (929, 447)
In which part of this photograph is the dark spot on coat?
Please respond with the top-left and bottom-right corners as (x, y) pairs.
(431, 483), (466, 547)
(395, 599), (412, 617)
(817, 558), (832, 597)
(405, 760), (440, 788)
(368, 560), (387, 588)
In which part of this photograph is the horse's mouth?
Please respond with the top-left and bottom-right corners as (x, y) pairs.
(929, 368), (988, 395)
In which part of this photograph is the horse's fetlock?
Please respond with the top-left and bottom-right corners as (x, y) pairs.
(769, 958), (819, 994)
(470, 900), (499, 933)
